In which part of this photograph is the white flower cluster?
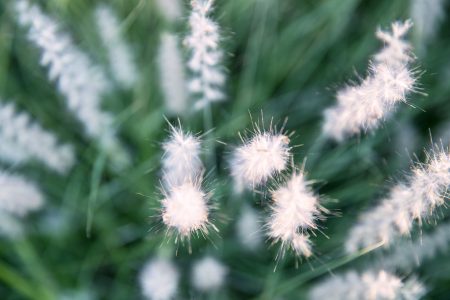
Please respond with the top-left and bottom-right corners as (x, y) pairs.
(267, 171), (323, 258)
(95, 5), (137, 89)
(0, 101), (74, 173)
(140, 257), (180, 300)
(346, 147), (450, 253)
(309, 270), (425, 300)
(184, 0), (226, 110)
(192, 256), (227, 291)
(323, 20), (416, 141)
(157, 33), (188, 115)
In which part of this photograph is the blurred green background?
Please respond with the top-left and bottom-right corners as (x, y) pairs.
(0, 0), (449, 299)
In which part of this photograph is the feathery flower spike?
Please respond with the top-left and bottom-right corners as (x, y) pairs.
(267, 170), (324, 259)
(15, 0), (128, 168)
(158, 33), (188, 115)
(161, 125), (203, 187)
(323, 20), (417, 141)
(192, 256), (227, 291)
(139, 257), (179, 300)
(346, 146), (450, 253)
(184, 0), (226, 110)
(95, 5), (137, 89)
(309, 269), (425, 300)
(0, 101), (74, 173)
(230, 125), (291, 192)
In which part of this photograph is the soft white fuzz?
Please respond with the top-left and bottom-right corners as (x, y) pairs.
(323, 21), (416, 141)
(346, 147), (450, 253)
(162, 126), (203, 187)
(0, 172), (44, 217)
(380, 222), (450, 271)
(157, 33), (188, 115)
(309, 270), (425, 300)
(155, 0), (183, 22)
(15, 0), (126, 166)
(139, 257), (179, 300)
(267, 171), (322, 258)
(161, 180), (212, 239)
(95, 5), (137, 89)
(192, 256), (227, 291)
(236, 206), (263, 251)
(184, 0), (226, 110)
(411, 0), (446, 48)
(0, 101), (74, 173)
(230, 130), (291, 192)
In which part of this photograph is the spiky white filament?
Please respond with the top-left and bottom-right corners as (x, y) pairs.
(161, 180), (211, 239)
(155, 0), (183, 22)
(346, 147), (450, 253)
(309, 270), (425, 300)
(15, 0), (127, 166)
(379, 223), (450, 271)
(236, 206), (263, 251)
(0, 101), (74, 173)
(230, 132), (290, 191)
(157, 33), (188, 115)
(162, 126), (202, 186)
(192, 256), (227, 291)
(95, 5), (137, 89)
(184, 0), (226, 110)
(267, 172), (322, 258)
(0, 172), (44, 217)
(323, 20), (416, 141)
(139, 257), (179, 300)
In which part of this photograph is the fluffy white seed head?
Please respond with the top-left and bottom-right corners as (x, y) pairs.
(95, 5), (137, 89)
(323, 20), (416, 141)
(155, 0), (183, 22)
(230, 131), (291, 192)
(0, 101), (74, 173)
(192, 256), (227, 291)
(157, 33), (188, 115)
(184, 0), (226, 110)
(162, 126), (203, 187)
(267, 171), (322, 258)
(161, 180), (212, 239)
(139, 257), (179, 300)
(309, 269), (425, 300)
(346, 146), (450, 253)
(236, 206), (263, 251)
(0, 172), (44, 217)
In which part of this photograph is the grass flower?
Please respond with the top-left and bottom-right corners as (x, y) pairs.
(157, 33), (188, 115)
(0, 101), (74, 173)
(184, 0), (226, 110)
(323, 20), (417, 141)
(95, 5), (138, 89)
(309, 269), (425, 300)
(346, 146), (450, 253)
(192, 256), (227, 291)
(139, 257), (179, 300)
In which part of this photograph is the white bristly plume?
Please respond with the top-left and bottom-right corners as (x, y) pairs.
(15, 0), (128, 168)
(267, 171), (324, 259)
(0, 172), (44, 217)
(0, 101), (74, 173)
(411, 0), (446, 49)
(161, 125), (202, 187)
(157, 33), (188, 115)
(192, 256), (227, 291)
(161, 180), (216, 241)
(139, 257), (179, 300)
(346, 146), (450, 253)
(309, 269), (425, 300)
(236, 206), (263, 251)
(323, 20), (417, 141)
(184, 0), (226, 110)
(95, 5), (137, 89)
(230, 129), (291, 192)
(155, 0), (183, 22)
